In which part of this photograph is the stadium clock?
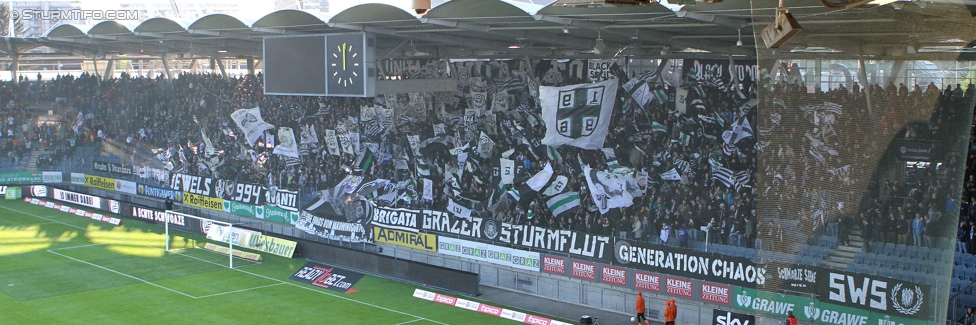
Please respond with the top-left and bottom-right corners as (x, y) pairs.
(326, 33), (374, 97)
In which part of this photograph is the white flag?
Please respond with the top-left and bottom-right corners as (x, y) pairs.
(543, 175), (569, 196)
(230, 107), (275, 146)
(324, 129), (340, 156)
(660, 168), (681, 181)
(407, 135), (422, 157)
(477, 131), (494, 159)
(500, 158), (515, 185)
(447, 198), (472, 219)
(273, 127), (300, 158)
(300, 124), (318, 145)
(526, 162), (554, 192)
(675, 87), (689, 115)
(540, 79), (617, 150)
(583, 165), (634, 214)
(423, 178), (433, 201)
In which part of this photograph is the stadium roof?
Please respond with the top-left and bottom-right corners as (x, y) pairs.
(5, 0), (976, 61)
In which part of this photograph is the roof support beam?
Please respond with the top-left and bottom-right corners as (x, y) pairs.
(329, 22), (554, 57)
(419, 17), (600, 51)
(675, 9), (748, 29)
(534, 14), (750, 56)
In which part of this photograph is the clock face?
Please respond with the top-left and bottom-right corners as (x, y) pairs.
(326, 34), (366, 95)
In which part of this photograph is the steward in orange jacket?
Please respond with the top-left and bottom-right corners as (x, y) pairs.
(664, 299), (677, 325)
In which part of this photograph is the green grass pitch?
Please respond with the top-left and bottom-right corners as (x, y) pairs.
(0, 200), (559, 325)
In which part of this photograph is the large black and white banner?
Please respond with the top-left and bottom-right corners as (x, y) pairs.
(370, 206), (612, 261)
(230, 107), (275, 146)
(93, 161), (135, 178)
(295, 210), (373, 243)
(612, 239), (765, 288)
(168, 173), (293, 208)
(817, 268), (931, 319)
(540, 79), (617, 150)
(762, 262), (931, 319)
(683, 59), (759, 90)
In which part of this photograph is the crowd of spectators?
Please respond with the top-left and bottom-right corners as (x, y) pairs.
(7, 61), (973, 261)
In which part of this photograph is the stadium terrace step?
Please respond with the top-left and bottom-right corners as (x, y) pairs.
(25, 150), (44, 171)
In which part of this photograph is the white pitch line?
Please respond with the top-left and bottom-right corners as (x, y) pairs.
(46, 249), (197, 299)
(193, 283), (285, 299)
(1, 204), (452, 325)
(49, 243), (111, 251)
(393, 319), (424, 325)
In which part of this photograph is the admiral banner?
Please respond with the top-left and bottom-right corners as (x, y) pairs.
(93, 161), (135, 177)
(371, 206), (612, 261)
(182, 192), (224, 211)
(613, 239), (765, 288)
(137, 183), (183, 202)
(84, 175), (116, 191)
(373, 226), (436, 252)
(438, 236), (540, 272)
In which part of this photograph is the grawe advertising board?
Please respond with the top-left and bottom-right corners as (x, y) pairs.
(92, 161), (135, 177)
(290, 261), (364, 294)
(732, 286), (937, 325)
(437, 236), (540, 272)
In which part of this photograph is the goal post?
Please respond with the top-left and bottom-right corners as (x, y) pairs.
(164, 210), (240, 269)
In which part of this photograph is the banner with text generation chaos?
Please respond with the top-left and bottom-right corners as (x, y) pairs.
(137, 183), (183, 202)
(93, 161), (135, 178)
(373, 226), (437, 252)
(438, 237), (540, 271)
(612, 239), (765, 288)
(0, 172), (42, 184)
(290, 261), (364, 294)
(370, 206), (612, 261)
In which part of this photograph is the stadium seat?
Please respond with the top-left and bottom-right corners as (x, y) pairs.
(883, 243), (895, 256)
(895, 244), (907, 257)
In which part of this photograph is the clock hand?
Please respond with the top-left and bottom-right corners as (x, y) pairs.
(342, 43), (347, 70)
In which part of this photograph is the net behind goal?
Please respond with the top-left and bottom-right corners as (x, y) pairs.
(164, 210), (256, 269)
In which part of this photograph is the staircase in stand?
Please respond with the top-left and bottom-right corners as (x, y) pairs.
(822, 228), (865, 270)
(25, 150), (44, 171)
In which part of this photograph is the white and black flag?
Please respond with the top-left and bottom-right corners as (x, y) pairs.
(540, 79), (617, 150)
